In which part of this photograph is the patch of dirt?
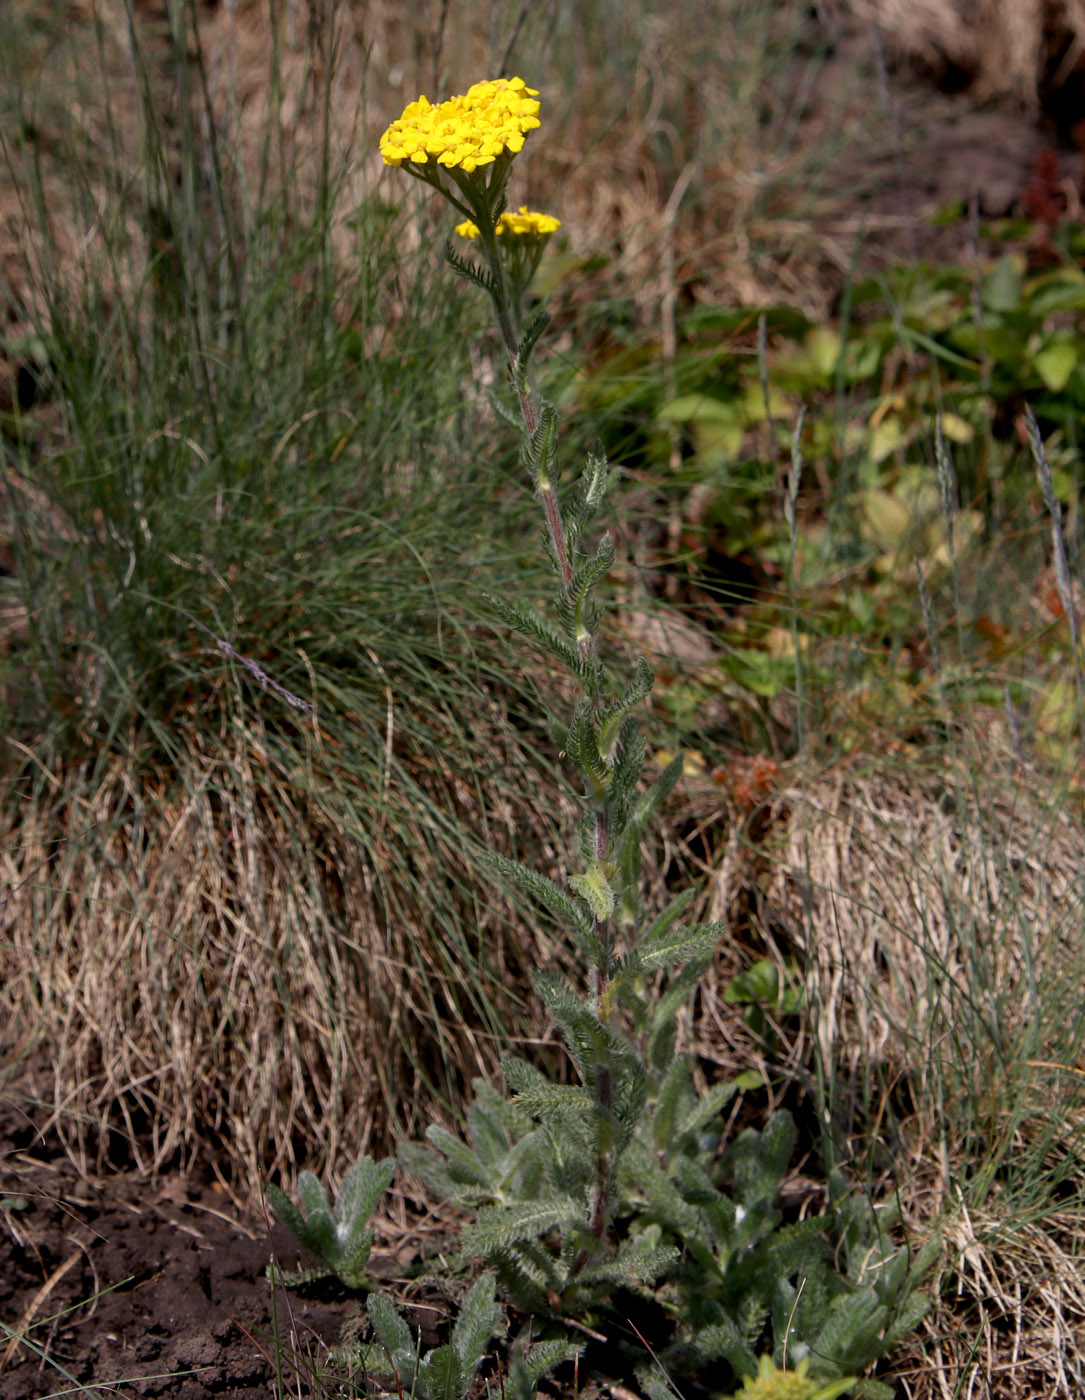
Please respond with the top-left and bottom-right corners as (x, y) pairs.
(0, 1091), (354, 1400)
(789, 19), (1085, 279)
(853, 93), (1084, 268)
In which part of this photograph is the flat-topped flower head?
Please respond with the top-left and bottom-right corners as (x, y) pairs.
(380, 78), (541, 174)
(455, 207), (561, 240)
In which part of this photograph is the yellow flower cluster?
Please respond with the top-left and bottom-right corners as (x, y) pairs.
(455, 207), (562, 240)
(380, 78), (541, 174)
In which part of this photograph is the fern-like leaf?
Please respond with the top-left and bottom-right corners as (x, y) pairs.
(596, 654), (654, 757)
(565, 443), (615, 549)
(486, 854), (597, 956)
(808, 1289), (888, 1375)
(367, 1290), (416, 1362)
(445, 241), (498, 294)
(574, 1238), (678, 1289)
(511, 1080), (595, 1124)
(685, 1314), (759, 1377)
(483, 594), (588, 676)
(516, 1336), (584, 1386)
(460, 1201), (583, 1257)
(516, 308), (551, 377)
(565, 698), (611, 798)
(557, 531), (615, 640)
(420, 1345), (462, 1400)
(266, 1181), (308, 1243)
(451, 1272), (500, 1381)
(638, 919), (723, 971)
(677, 1077), (741, 1142)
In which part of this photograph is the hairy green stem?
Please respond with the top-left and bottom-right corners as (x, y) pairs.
(480, 224), (576, 594)
(480, 233), (617, 1262)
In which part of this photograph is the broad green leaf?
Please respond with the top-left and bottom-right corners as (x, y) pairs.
(693, 413), (745, 461)
(982, 255), (1023, 313)
(840, 334), (883, 383)
(859, 489), (912, 552)
(657, 392), (736, 424)
(806, 325), (841, 378)
(1034, 677), (1077, 744)
(938, 411), (973, 443)
(1033, 334), (1078, 391)
(1025, 265), (1085, 316)
(869, 413), (905, 463)
(924, 508), (983, 572)
(740, 379), (792, 422)
(725, 959), (781, 1005)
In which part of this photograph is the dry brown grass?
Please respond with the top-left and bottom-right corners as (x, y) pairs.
(0, 3), (137, 408)
(0, 0), (885, 370)
(908, 1204), (1085, 1399)
(0, 693), (587, 1197)
(620, 737), (1085, 1396)
(0, 0), (874, 1186)
(4, 8), (1085, 1393)
(769, 760), (1082, 1058)
(187, 0), (871, 313)
(845, 0), (1085, 107)
(756, 752), (1085, 1398)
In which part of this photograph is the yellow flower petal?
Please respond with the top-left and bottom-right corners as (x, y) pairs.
(379, 76), (541, 172)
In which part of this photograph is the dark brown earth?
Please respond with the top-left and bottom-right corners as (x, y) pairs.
(0, 1093), (359, 1400)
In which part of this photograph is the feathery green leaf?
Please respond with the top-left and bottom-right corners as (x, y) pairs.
(639, 920), (723, 971)
(451, 1273), (500, 1381)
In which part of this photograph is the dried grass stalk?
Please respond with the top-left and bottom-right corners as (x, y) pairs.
(767, 760), (1085, 1102)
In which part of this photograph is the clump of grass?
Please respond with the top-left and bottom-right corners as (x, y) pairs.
(187, 0), (885, 324)
(747, 397), (1085, 1394)
(767, 754), (1085, 1159)
(2, 0), (867, 1195)
(0, 8), (590, 1190)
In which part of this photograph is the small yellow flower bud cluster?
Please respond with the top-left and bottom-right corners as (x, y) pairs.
(454, 207), (562, 240)
(380, 77), (541, 174)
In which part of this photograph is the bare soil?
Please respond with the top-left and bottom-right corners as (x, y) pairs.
(0, 1091), (352, 1400)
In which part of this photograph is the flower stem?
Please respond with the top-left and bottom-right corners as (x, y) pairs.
(476, 222), (576, 594)
(480, 233), (618, 1269)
